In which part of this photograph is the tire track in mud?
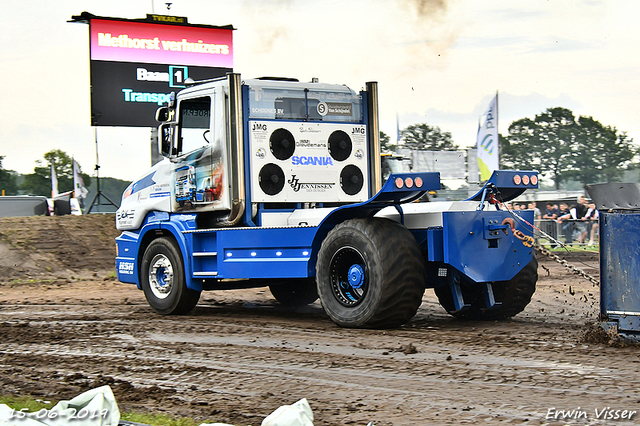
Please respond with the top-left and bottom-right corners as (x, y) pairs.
(1, 299), (639, 425)
(2, 339), (630, 425)
(0, 216), (627, 424)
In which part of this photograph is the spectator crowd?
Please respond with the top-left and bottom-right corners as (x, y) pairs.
(506, 196), (599, 246)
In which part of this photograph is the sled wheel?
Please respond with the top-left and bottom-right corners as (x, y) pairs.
(269, 278), (319, 306)
(141, 237), (201, 315)
(434, 256), (538, 320)
(316, 218), (426, 328)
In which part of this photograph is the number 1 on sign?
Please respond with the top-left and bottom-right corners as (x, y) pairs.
(169, 66), (189, 88)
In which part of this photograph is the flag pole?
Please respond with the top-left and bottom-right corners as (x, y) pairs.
(50, 162), (58, 198)
(396, 112), (401, 148)
(496, 90), (499, 170)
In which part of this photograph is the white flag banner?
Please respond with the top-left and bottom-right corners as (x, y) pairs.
(73, 159), (89, 199)
(51, 163), (59, 198)
(477, 94), (499, 181)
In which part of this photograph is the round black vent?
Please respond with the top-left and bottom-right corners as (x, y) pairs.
(340, 165), (364, 195)
(259, 163), (285, 195)
(269, 128), (296, 160)
(328, 130), (352, 161)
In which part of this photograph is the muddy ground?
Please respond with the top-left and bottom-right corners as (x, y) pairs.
(0, 215), (638, 425)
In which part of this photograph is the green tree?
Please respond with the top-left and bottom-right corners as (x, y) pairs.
(401, 123), (458, 151)
(0, 155), (19, 195)
(380, 131), (397, 152)
(502, 108), (636, 188)
(502, 108), (577, 189)
(568, 116), (636, 186)
(20, 150), (91, 197)
(500, 117), (540, 170)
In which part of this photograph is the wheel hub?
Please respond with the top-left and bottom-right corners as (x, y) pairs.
(149, 254), (174, 300)
(348, 264), (365, 289)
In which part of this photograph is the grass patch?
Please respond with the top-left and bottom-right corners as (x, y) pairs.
(6, 278), (54, 286)
(0, 395), (54, 411)
(538, 241), (599, 253)
(0, 395), (209, 426)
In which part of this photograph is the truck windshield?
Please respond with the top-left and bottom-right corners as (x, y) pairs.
(247, 85), (363, 123)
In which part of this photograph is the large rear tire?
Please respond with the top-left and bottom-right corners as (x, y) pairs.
(434, 256), (538, 320)
(140, 237), (201, 315)
(316, 218), (426, 328)
(269, 278), (319, 306)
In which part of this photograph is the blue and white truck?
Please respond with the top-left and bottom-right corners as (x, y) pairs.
(115, 73), (539, 328)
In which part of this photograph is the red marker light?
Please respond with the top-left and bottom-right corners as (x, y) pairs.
(405, 177), (414, 188)
(415, 177), (423, 188)
(395, 177), (404, 189)
(530, 175), (538, 185)
(513, 175), (522, 185)
(522, 175), (530, 185)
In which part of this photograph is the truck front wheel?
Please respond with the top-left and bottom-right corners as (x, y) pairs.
(316, 218), (426, 328)
(141, 237), (201, 315)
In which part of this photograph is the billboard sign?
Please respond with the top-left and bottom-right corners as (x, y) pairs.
(72, 14), (234, 127)
(90, 19), (233, 67)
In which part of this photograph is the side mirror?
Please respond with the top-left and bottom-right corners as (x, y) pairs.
(158, 123), (175, 157)
(156, 107), (171, 122)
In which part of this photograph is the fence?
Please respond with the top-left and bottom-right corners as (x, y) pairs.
(536, 218), (599, 247)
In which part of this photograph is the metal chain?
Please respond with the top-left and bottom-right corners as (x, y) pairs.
(534, 242), (600, 287)
(514, 230), (535, 247)
(502, 217), (535, 247)
(501, 209), (600, 286)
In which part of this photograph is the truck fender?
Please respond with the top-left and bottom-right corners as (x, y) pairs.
(309, 172), (439, 270)
(135, 215), (200, 292)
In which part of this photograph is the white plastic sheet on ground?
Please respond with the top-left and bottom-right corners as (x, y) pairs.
(260, 398), (313, 426)
(0, 387), (321, 426)
(199, 398), (314, 426)
(0, 385), (120, 426)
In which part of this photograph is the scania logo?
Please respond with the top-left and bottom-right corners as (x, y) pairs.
(291, 156), (334, 166)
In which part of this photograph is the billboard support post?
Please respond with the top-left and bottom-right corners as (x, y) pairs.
(85, 127), (119, 214)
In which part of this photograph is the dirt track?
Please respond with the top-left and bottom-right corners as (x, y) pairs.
(0, 215), (639, 425)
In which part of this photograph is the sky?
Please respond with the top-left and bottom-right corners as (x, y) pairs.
(1, 0), (640, 182)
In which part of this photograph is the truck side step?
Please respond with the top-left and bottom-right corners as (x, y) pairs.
(191, 251), (219, 277)
(193, 251), (218, 256)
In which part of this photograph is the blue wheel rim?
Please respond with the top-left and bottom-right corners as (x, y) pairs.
(329, 246), (368, 307)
